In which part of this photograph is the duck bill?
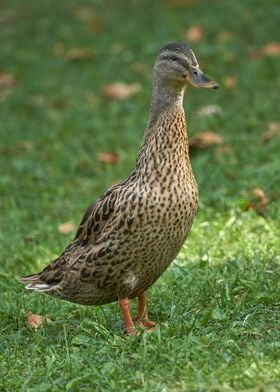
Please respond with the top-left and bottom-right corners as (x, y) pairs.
(188, 69), (219, 89)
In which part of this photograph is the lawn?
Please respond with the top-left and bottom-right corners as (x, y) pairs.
(0, 0), (279, 391)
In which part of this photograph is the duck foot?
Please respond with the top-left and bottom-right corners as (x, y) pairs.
(119, 297), (135, 334)
(131, 317), (155, 334)
(133, 291), (156, 330)
(119, 291), (156, 335)
(133, 315), (156, 329)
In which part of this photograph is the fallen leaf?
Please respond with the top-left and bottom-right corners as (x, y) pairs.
(27, 311), (51, 330)
(23, 235), (36, 242)
(65, 47), (94, 61)
(216, 30), (232, 44)
(223, 76), (236, 89)
(58, 221), (75, 234)
(261, 122), (279, 143)
(97, 152), (120, 164)
(225, 171), (237, 180)
(197, 104), (222, 118)
(0, 141), (34, 154)
(0, 72), (16, 88)
(250, 42), (280, 59)
(52, 99), (67, 110)
(243, 204), (255, 212)
(185, 25), (204, 43)
(261, 42), (280, 56)
(89, 18), (103, 33)
(244, 188), (268, 216)
(17, 140), (34, 152)
(190, 131), (223, 150)
(253, 188), (268, 209)
(103, 82), (141, 100)
(0, 144), (10, 154)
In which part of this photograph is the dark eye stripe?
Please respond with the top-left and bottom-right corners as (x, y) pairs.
(161, 55), (189, 69)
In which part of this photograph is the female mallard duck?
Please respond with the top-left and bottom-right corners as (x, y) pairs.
(21, 43), (218, 334)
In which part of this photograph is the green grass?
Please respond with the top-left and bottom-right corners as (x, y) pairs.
(0, 0), (279, 391)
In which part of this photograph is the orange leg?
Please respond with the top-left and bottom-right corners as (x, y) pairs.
(133, 292), (156, 329)
(119, 298), (135, 334)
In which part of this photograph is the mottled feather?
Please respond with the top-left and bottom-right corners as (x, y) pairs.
(20, 43), (218, 311)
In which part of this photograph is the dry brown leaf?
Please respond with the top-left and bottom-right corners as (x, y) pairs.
(261, 122), (279, 143)
(23, 235), (36, 242)
(27, 311), (51, 330)
(97, 152), (120, 164)
(185, 25), (204, 43)
(0, 72), (16, 88)
(103, 82), (141, 100)
(190, 131), (223, 150)
(66, 47), (94, 61)
(251, 42), (280, 59)
(58, 221), (75, 234)
(89, 18), (103, 33)
(0, 144), (10, 154)
(216, 30), (232, 44)
(17, 140), (34, 151)
(0, 141), (34, 154)
(253, 188), (268, 208)
(261, 42), (280, 56)
(225, 171), (237, 180)
(245, 187), (269, 215)
(52, 99), (67, 110)
(223, 76), (236, 89)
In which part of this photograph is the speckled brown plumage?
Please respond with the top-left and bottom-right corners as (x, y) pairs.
(21, 43), (218, 333)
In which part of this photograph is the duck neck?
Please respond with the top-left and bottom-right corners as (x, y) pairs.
(136, 77), (191, 173)
(148, 77), (186, 127)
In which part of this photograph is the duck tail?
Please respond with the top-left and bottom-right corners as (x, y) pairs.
(20, 274), (52, 292)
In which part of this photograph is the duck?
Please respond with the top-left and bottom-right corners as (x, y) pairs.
(20, 43), (218, 334)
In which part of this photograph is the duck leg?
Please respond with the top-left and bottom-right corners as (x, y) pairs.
(133, 291), (156, 328)
(119, 298), (135, 334)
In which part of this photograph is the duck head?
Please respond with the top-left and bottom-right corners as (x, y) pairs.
(154, 43), (219, 90)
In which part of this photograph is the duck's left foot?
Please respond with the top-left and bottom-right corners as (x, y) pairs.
(133, 315), (156, 329)
(119, 292), (156, 335)
(133, 291), (156, 330)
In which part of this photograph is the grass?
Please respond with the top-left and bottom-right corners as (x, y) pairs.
(0, 0), (279, 390)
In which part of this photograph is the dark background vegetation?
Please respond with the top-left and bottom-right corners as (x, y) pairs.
(0, 0), (279, 391)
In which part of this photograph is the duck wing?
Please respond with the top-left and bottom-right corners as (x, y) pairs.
(74, 182), (122, 244)
(21, 177), (137, 289)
